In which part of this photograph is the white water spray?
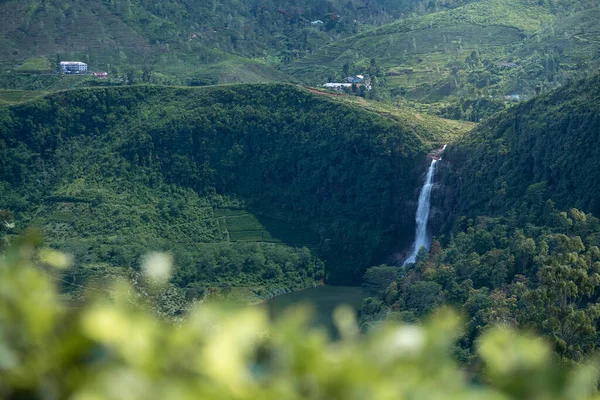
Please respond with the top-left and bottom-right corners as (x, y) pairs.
(403, 145), (446, 266)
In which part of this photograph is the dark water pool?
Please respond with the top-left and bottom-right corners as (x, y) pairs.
(265, 285), (370, 335)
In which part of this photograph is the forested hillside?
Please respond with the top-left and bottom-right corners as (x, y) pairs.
(0, 83), (467, 306)
(360, 74), (600, 363)
(284, 0), (600, 116)
(447, 74), (600, 216)
(0, 0), (471, 88)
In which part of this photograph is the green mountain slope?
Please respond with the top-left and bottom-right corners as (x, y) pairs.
(359, 74), (600, 363)
(0, 0), (474, 59)
(0, 0), (294, 87)
(513, 8), (600, 84)
(3, 0), (597, 113)
(446, 74), (600, 217)
(285, 0), (555, 81)
(0, 84), (466, 294)
(284, 0), (599, 116)
(0, 0), (474, 87)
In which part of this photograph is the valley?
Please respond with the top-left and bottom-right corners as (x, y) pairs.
(1, 1), (600, 392)
(0, 83), (474, 316)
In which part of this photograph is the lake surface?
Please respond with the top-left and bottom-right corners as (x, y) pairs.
(265, 285), (371, 335)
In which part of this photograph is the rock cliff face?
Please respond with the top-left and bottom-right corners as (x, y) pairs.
(386, 147), (453, 265)
(427, 145), (456, 236)
(431, 158), (461, 231)
(390, 142), (468, 266)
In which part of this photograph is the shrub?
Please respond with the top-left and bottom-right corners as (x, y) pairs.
(1, 237), (599, 399)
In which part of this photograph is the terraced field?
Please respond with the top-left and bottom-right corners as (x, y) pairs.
(282, 0), (596, 108)
(214, 208), (320, 248)
(308, 89), (475, 145)
(0, 89), (50, 104)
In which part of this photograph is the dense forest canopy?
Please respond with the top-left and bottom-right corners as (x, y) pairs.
(0, 83), (462, 305)
(447, 74), (600, 216)
(360, 74), (600, 363)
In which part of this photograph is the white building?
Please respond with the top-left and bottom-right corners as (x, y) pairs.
(323, 83), (352, 90)
(504, 94), (522, 102)
(346, 75), (365, 83)
(60, 61), (88, 74)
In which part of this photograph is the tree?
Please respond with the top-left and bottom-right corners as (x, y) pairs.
(363, 265), (398, 293)
(343, 63), (350, 77)
(406, 281), (443, 315)
(473, 249), (513, 288)
(126, 68), (137, 84)
(369, 58), (378, 75)
(359, 85), (366, 97)
(518, 236), (600, 360)
(142, 63), (154, 83)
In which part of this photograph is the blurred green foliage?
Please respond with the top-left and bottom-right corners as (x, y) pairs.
(2, 238), (600, 400)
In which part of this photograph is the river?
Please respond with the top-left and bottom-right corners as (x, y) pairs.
(265, 285), (370, 335)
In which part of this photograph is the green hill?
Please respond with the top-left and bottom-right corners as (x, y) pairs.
(0, 83), (467, 299)
(358, 74), (600, 363)
(285, 0), (554, 81)
(446, 74), (600, 217)
(0, 0), (473, 88)
(513, 8), (600, 85)
(283, 0), (599, 117)
(3, 0), (598, 118)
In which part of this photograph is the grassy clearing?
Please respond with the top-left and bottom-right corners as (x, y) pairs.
(152, 49), (295, 85)
(306, 87), (475, 145)
(25, 176), (321, 274)
(225, 214), (265, 232)
(14, 56), (52, 73)
(218, 209), (320, 248)
(0, 89), (50, 104)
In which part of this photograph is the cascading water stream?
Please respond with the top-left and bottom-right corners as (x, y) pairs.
(403, 145), (446, 266)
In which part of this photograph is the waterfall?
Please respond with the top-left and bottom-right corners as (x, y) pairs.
(403, 145), (446, 266)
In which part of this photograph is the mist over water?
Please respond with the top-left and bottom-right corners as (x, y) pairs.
(403, 146), (446, 266)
